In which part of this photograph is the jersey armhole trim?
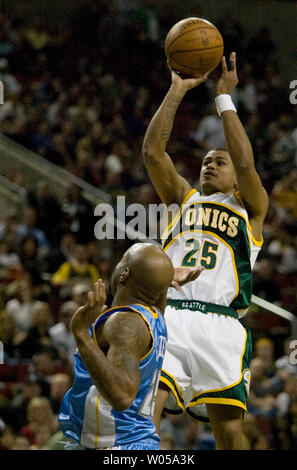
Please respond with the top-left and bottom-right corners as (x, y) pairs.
(92, 306), (154, 362)
(161, 188), (197, 240)
(233, 191), (263, 247)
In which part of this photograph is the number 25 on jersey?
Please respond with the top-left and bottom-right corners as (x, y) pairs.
(182, 238), (218, 269)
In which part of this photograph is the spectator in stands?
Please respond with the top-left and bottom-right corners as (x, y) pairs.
(254, 338), (276, 377)
(30, 423), (53, 449)
(159, 432), (176, 450)
(49, 373), (71, 414)
(10, 374), (44, 432)
(26, 180), (61, 242)
(5, 276), (40, 331)
(60, 184), (94, 244)
(247, 358), (278, 417)
(11, 435), (31, 450)
(0, 57), (21, 95)
(0, 424), (15, 450)
(192, 103), (226, 150)
(0, 91), (26, 122)
(253, 258), (281, 304)
(271, 170), (297, 219)
(47, 232), (76, 273)
(18, 234), (48, 280)
(243, 414), (270, 449)
(20, 396), (55, 446)
(179, 419), (200, 450)
(51, 243), (99, 286)
(0, 210), (19, 248)
(24, 17), (51, 51)
(15, 207), (50, 253)
(0, 310), (19, 360)
(276, 374), (297, 418)
(0, 239), (21, 270)
(16, 302), (53, 359)
(71, 282), (90, 307)
(32, 349), (58, 391)
(49, 300), (77, 364)
(275, 337), (297, 377)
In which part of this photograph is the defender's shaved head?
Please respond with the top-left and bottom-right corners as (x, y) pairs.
(111, 243), (174, 305)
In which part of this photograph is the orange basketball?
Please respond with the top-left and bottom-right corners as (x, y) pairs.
(165, 17), (224, 77)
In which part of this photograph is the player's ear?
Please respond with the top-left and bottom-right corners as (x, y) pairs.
(119, 268), (130, 284)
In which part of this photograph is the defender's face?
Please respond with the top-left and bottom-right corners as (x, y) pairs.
(200, 150), (237, 196)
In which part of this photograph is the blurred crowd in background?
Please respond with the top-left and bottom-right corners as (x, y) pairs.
(0, 0), (296, 451)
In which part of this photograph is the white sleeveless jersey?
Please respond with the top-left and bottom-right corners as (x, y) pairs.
(162, 189), (263, 317)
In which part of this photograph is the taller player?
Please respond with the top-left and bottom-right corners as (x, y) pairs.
(142, 52), (269, 450)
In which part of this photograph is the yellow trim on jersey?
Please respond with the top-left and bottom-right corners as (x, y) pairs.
(164, 229), (239, 303)
(233, 191), (263, 247)
(161, 188), (197, 240)
(160, 369), (185, 411)
(187, 397), (247, 412)
(236, 307), (249, 314)
(137, 304), (159, 319)
(130, 309), (154, 361)
(189, 329), (248, 403)
(94, 393), (100, 449)
(92, 305), (156, 362)
(92, 309), (109, 346)
(250, 233), (263, 247)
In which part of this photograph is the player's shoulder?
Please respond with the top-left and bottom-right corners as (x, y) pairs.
(100, 308), (152, 345)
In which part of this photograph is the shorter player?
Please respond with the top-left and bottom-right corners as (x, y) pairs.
(58, 243), (203, 450)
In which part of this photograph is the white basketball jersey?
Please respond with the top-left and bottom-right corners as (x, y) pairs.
(162, 189), (262, 317)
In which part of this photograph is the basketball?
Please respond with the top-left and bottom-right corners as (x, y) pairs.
(165, 17), (224, 77)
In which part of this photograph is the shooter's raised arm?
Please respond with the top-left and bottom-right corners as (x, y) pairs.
(215, 52), (269, 239)
(142, 70), (208, 207)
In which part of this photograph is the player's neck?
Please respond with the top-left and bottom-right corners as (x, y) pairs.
(112, 287), (151, 309)
(201, 187), (235, 197)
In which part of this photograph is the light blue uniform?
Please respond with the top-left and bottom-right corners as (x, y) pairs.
(58, 304), (167, 450)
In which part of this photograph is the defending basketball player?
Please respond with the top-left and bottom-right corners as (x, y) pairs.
(142, 52), (269, 450)
(58, 243), (203, 450)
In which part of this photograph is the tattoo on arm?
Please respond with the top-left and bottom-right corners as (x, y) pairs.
(106, 313), (150, 375)
(75, 312), (151, 409)
(160, 95), (182, 144)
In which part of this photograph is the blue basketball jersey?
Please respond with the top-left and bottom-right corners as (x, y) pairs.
(58, 304), (167, 449)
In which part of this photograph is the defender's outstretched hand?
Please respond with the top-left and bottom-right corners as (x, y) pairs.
(171, 266), (205, 291)
(71, 279), (107, 334)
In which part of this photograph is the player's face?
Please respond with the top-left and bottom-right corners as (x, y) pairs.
(199, 150), (237, 196)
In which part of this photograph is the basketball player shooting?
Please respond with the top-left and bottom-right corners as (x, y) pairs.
(58, 243), (203, 450)
(142, 52), (269, 450)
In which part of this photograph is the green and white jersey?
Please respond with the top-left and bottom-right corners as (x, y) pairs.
(162, 189), (263, 317)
